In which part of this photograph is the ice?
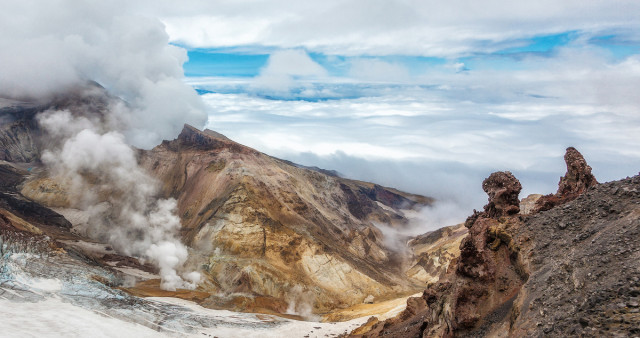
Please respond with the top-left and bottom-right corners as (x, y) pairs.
(0, 235), (376, 337)
(0, 297), (162, 338)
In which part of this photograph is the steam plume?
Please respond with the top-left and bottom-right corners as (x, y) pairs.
(39, 109), (200, 290)
(0, 0), (206, 149)
(0, 1), (207, 290)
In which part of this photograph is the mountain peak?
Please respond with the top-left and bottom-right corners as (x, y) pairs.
(167, 124), (253, 155)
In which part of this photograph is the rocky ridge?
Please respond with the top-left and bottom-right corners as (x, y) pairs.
(350, 147), (640, 337)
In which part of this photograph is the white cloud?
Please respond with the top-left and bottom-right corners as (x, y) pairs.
(252, 49), (327, 93)
(0, 0), (207, 149)
(198, 48), (640, 207)
(156, 0), (640, 57)
(348, 59), (410, 83)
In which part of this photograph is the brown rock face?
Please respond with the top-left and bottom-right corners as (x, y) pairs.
(482, 171), (522, 218)
(136, 126), (436, 311)
(452, 172), (526, 332)
(352, 153), (640, 338)
(536, 147), (598, 212)
(354, 172), (527, 337)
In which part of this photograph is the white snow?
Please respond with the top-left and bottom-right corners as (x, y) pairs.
(112, 266), (159, 280)
(0, 295), (371, 338)
(0, 298), (163, 338)
(148, 297), (370, 338)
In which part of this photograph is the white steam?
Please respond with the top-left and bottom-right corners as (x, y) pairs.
(404, 200), (468, 233)
(39, 110), (200, 291)
(285, 285), (318, 321)
(0, 0), (206, 149)
(376, 200), (468, 253)
(0, 1), (208, 290)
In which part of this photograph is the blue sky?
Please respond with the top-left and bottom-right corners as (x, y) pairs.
(165, 2), (640, 227)
(182, 33), (577, 78)
(182, 30), (640, 79)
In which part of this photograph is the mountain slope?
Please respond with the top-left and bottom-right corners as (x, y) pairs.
(3, 87), (459, 316)
(137, 125), (434, 311)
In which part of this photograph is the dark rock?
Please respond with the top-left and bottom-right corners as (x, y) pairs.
(482, 171), (522, 218)
(536, 147), (598, 212)
(0, 192), (71, 229)
(558, 147), (598, 199)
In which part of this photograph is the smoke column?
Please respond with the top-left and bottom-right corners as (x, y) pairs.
(0, 1), (207, 289)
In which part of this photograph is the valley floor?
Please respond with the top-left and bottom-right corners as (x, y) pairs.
(0, 250), (408, 338)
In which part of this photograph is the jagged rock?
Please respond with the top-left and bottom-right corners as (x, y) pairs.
(482, 171), (522, 218)
(355, 171), (527, 336)
(557, 147), (598, 198)
(536, 147), (598, 212)
(350, 171), (640, 338)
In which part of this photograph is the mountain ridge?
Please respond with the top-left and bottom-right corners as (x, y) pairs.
(2, 90), (453, 316)
(349, 148), (640, 337)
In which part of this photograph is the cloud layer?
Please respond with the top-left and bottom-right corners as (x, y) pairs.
(196, 46), (640, 216)
(159, 0), (640, 57)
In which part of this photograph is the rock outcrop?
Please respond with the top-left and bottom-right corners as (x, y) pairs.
(481, 171), (522, 218)
(352, 171), (529, 337)
(535, 147), (598, 212)
(350, 149), (639, 337)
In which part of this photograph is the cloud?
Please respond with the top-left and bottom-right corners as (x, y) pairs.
(158, 0), (640, 57)
(197, 48), (640, 207)
(348, 58), (410, 82)
(39, 109), (200, 291)
(0, 0), (207, 149)
(0, 1), (207, 290)
(252, 50), (327, 93)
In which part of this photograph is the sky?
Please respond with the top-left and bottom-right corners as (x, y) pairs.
(165, 1), (640, 213)
(2, 0), (640, 227)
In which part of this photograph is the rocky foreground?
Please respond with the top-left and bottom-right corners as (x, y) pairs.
(349, 148), (640, 337)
